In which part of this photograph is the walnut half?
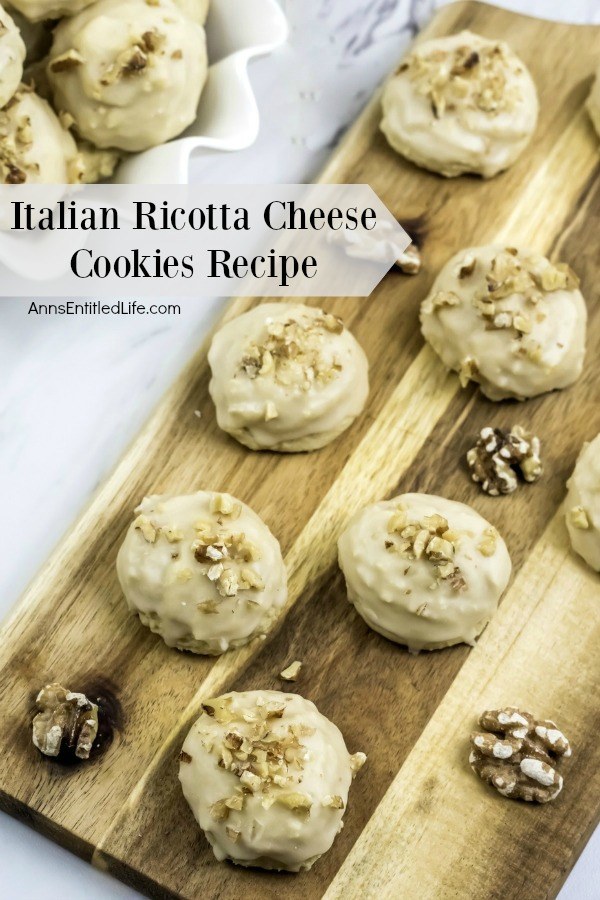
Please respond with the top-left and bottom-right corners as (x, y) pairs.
(32, 683), (99, 760)
(469, 706), (571, 803)
(467, 425), (542, 496)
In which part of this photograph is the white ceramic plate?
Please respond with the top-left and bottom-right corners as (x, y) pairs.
(116, 0), (288, 183)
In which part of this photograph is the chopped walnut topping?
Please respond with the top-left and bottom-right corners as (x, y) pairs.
(99, 31), (165, 86)
(279, 660), (303, 682)
(472, 250), (579, 345)
(192, 524), (263, 600)
(456, 254), (476, 279)
(32, 683), (99, 760)
(467, 425), (543, 496)
(133, 514), (158, 543)
(202, 696), (319, 821)
(49, 49), (85, 73)
(0, 91), (40, 185)
(458, 356), (480, 388)
(395, 243), (422, 275)
(349, 751), (367, 775)
(470, 707), (571, 803)
(477, 527), (498, 557)
(179, 750), (192, 763)
(322, 794), (345, 809)
(387, 506), (467, 590)
(422, 290), (461, 315)
(210, 493), (242, 519)
(403, 40), (522, 119)
(240, 313), (344, 391)
(275, 791), (312, 813)
(568, 506), (590, 530)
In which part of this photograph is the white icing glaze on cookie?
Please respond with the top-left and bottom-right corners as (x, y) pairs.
(0, 86), (79, 183)
(338, 493), (512, 651)
(47, 0), (207, 152)
(179, 691), (366, 871)
(420, 245), (587, 401)
(116, 491), (287, 654)
(565, 433), (600, 572)
(381, 30), (538, 178)
(208, 303), (369, 452)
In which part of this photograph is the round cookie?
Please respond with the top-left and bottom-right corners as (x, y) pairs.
(179, 690), (366, 871)
(587, 65), (600, 140)
(47, 0), (208, 153)
(116, 491), (287, 655)
(208, 303), (369, 452)
(0, 4), (25, 109)
(420, 245), (587, 401)
(381, 30), (538, 178)
(338, 493), (512, 651)
(565, 433), (600, 571)
(0, 85), (79, 183)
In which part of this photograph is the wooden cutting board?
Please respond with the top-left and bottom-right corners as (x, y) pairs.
(1, 3), (599, 898)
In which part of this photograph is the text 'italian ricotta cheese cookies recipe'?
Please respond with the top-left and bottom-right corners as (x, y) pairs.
(338, 493), (511, 651)
(420, 245), (587, 400)
(381, 30), (538, 178)
(208, 303), (369, 452)
(116, 491), (287, 655)
(179, 691), (366, 872)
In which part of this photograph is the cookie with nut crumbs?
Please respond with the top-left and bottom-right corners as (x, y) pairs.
(208, 303), (369, 452)
(338, 493), (511, 651)
(179, 690), (366, 871)
(381, 31), (538, 178)
(421, 245), (587, 401)
(116, 491), (287, 655)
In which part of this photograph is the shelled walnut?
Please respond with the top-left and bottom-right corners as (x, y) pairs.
(395, 243), (422, 275)
(32, 683), (99, 760)
(467, 425), (542, 496)
(469, 706), (571, 803)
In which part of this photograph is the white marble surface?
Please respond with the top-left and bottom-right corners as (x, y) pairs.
(1, 1), (599, 897)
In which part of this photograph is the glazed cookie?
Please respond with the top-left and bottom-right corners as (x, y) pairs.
(420, 245), (587, 401)
(179, 691), (366, 871)
(381, 30), (538, 178)
(587, 65), (600, 139)
(0, 4), (25, 109)
(47, 0), (208, 152)
(116, 491), (287, 655)
(565, 433), (600, 571)
(0, 85), (79, 183)
(338, 493), (511, 651)
(208, 303), (369, 452)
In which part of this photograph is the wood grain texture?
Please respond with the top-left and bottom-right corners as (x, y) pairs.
(1, 3), (599, 898)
